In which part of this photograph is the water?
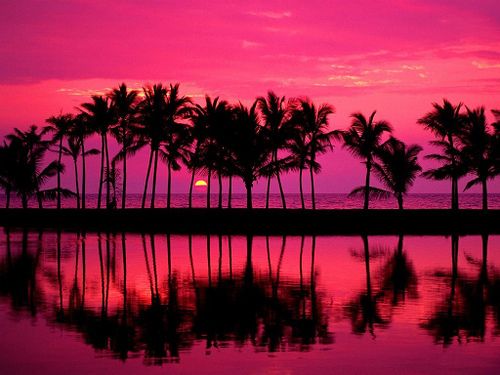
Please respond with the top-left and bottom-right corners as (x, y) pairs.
(0, 229), (499, 374)
(2, 193), (500, 209)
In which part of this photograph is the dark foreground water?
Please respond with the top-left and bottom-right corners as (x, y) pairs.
(2, 193), (500, 209)
(0, 230), (499, 374)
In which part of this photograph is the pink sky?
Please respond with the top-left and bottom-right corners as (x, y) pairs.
(1, 0), (500, 194)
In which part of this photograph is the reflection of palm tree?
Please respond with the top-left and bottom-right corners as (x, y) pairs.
(346, 235), (389, 337)
(418, 100), (464, 210)
(373, 138), (422, 209)
(342, 111), (392, 209)
(421, 234), (460, 346)
(380, 235), (418, 305)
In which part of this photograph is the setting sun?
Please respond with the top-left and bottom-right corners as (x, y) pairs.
(194, 179), (207, 187)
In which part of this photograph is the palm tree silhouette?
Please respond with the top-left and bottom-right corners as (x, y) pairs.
(45, 113), (73, 209)
(342, 111), (392, 209)
(289, 98), (338, 210)
(71, 113), (94, 209)
(418, 99), (464, 210)
(80, 96), (116, 208)
(0, 140), (19, 207)
(460, 107), (497, 210)
(257, 91), (295, 209)
(230, 101), (269, 209)
(372, 137), (422, 209)
(109, 83), (140, 209)
(191, 96), (232, 208)
(61, 135), (99, 208)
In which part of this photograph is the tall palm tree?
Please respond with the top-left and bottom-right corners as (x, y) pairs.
(0, 141), (18, 208)
(230, 101), (269, 209)
(373, 137), (422, 209)
(71, 113), (94, 209)
(418, 99), (464, 210)
(256, 91), (295, 209)
(342, 111), (392, 209)
(460, 107), (496, 210)
(289, 98), (338, 210)
(45, 113), (74, 209)
(492, 110), (500, 175)
(61, 136), (99, 208)
(109, 83), (139, 209)
(79, 96), (116, 208)
(191, 96), (232, 209)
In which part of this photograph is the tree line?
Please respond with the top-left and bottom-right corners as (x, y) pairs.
(0, 83), (499, 210)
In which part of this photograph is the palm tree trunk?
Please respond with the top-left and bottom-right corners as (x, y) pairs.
(482, 178), (488, 211)
(97, 135), (105, 209)
(188, 169), (196, 208)
(218, 173), (223, 209)
(122, 146), (127, 209)
(81, 137), (86, 209)
(265, 175), (271, 209)
(275, 151), (286, 209)
(74, 158), (80, 209)
(207, 169), (212, 209)
(57, 138), (63, 209)
(167, 162), (172, 209)
(150, 150), (159, 208)
(397, 193), (403, 210)
(245, 180), (252, 209)
(22, 193), (28, 209)
(299, 168), (305, 209)
(5, 188), (10, 208)
(364, 160), (372, 210)
(310, 166), (316, 210)
(141, 148), (154, 209)
(228, 175), (233, 208)
(104, 135), (111, 208)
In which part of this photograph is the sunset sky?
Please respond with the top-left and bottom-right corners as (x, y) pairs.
(1, 0), (499, 193)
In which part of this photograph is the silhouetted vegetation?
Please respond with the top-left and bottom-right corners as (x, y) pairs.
(1, 85), (498, 209)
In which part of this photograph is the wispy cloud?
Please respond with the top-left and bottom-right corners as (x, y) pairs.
(241, 40), (263, 49)
(247, 10), (292, 19)
(472, 60), (500, 69)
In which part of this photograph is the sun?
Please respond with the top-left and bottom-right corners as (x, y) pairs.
(194, 179), (207, 187)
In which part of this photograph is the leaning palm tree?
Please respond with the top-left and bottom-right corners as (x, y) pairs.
(460, 107), (497, 210)
(256, 91), (295, 209)
(418, 99), (464, 210)
(372, 137), (422, 209)
(45, 113), (74, 209)
(61, 136), (99, 208)
(79, 96), (116, 208)
(229, 101), (269, 209)
(342, 111), (392, 209)
(289, 98), (338, 210)
(109, 83), (140, 209)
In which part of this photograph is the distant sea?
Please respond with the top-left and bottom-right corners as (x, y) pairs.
(1, 193), (499, 209)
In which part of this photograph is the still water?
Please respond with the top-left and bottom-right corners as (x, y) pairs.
(0, 230), (499, 374)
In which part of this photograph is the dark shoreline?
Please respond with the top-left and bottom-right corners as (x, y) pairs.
(0, 208), (499, 235)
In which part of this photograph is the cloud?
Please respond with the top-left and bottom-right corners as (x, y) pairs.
(246, 10), (292, 19)
(472, 60), (500, 69)
(241, 40), (263, 49)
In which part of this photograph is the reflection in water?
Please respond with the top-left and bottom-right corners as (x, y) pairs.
(1, 230), (500, 369)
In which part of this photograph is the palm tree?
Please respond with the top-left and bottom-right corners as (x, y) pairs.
(79, 96), (116, 208)
(109, 83), (139, 209)
(460, 107), (496, 210)
(61, 136), (99, 208)
(0, 141), (18, 208)
(373, 137), (422, 209)
(71, 113), (94, 209)
(6, 126), (68, 208)
(289, 98), (338, 210)
(191, 96), (232, 208)
(230, 101), (269, 209)
(418, 99), (464, 210)
(492, 110), (500, 175)
(342, 111), (392, 209)
(256, 91), (295, 209)
(45, 113), (74, 209)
